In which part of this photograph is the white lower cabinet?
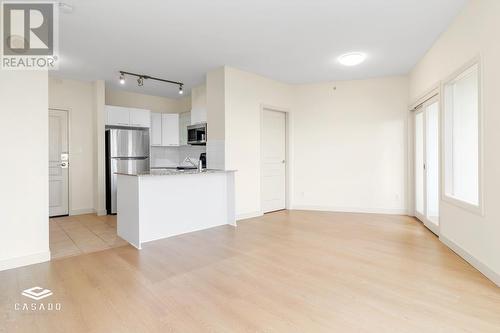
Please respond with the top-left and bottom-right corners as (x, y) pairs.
(150, 112), (179, 147)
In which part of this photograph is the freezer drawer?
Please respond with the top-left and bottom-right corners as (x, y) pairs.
(109, 157), (149, 214)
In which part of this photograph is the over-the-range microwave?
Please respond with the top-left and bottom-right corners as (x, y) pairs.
(187, 123), (207, 145)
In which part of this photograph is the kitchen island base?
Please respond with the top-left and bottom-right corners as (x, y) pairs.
(117, 170), (236, 249)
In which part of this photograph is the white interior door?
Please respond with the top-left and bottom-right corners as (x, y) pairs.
(49, 109), (69, 217)
(414, 100), (440, 234)
(262, 110), (286, 213)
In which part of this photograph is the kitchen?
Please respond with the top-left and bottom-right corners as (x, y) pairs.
(104, 78), (235, 250)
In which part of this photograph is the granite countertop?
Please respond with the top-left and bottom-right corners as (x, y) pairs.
(116, 169), (235, 177)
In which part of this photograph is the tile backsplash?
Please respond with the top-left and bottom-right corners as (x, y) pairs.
(151, 145), (206, 168)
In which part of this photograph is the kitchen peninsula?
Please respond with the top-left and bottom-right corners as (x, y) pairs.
(117, 169), (236, 249)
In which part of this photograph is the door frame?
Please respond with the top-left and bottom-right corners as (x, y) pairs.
(49, 108), (71, 217)
(260, 105), (292, 214)
(411, 92), (441, 235)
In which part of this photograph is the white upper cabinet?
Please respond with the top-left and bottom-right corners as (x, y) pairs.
(150, 113), (162, 146)
(150, 112), (180, 147)
(105, 105), (130, 126)
(162, 114), (180, 146)
(129, 109), (151, 128)
(105, 105), (150, 128)
(191, 85), (207, 125)
(179, 112), (191, 146)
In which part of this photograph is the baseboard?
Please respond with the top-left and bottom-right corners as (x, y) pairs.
(0, 250), (51, 272)
(236, 211), (263, 221)
(440, 235), (500, 287)
(69, 208), (95, 216)
(290, 204), (408, 215)
(95, 209), (107, 216)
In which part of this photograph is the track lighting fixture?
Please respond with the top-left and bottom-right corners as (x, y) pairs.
(118, 71), (184, 95)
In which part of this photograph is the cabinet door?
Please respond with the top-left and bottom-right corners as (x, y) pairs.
(105, 105), (130, 126)
(179, 112), (190, 146)
(161, 114), (180, 146)
(129, 109), (151, 128)
(150, 113), (162, 146)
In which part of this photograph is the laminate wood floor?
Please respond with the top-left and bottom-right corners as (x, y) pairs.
(1, 210), (499, 332)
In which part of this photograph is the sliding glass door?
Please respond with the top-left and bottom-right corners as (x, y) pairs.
(414, 99), (440, 234)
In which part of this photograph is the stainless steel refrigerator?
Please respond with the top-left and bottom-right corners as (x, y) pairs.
(106, 128), (150, 214)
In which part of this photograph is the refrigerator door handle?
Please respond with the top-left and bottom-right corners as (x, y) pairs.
(112, 156), (149, 160)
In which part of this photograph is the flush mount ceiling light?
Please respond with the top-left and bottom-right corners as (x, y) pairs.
(119, 71), (184, 93)
(338, 52), (367, 66)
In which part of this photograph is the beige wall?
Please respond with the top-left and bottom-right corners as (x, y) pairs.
(207, 68), (226, 141)
(224, 67), (294, 217)
(49, 77), (96, 214)
(409, 0), (500, 284)
(105, 89), (190, 113)
(293, 77), (408, 214)
(0, 71), (50, 270)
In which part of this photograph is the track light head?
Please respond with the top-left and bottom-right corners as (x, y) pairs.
(119, 70), (183, 95)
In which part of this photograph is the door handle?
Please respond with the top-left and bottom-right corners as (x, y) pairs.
(60, 162), (69, 169)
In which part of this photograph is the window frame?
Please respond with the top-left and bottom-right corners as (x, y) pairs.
(441, 57), (484, 215)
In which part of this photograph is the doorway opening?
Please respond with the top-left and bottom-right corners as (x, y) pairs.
(261, 107), (289, 214)
(414, 97), (440, 234)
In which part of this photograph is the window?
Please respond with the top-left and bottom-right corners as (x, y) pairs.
(443, 63), (481, 209)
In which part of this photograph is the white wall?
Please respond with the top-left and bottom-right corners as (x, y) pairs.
(220, 66), (409, 219)
(106, 89), (190, 113)
(49, 77), (96, 215)
(409, 0), (500, 284)
(206, 67), (227, 170)
(0, 71), (50, 270)
(292, 77), (408, 214)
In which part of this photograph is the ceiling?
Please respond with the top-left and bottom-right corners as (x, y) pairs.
(53, 0), (467, 98)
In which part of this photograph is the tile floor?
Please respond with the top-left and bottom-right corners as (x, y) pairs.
(49, 214), (128, 259)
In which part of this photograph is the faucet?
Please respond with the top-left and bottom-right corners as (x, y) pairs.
(183, 157), (198, 167)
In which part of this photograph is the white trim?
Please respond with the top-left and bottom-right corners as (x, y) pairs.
(440, 235), (500, 287)
(291, 205), (408, 215)
(69, 208), (95, 216)
(441, 57), (484, 216)
(236, 211), (263, 221)
(0, 251), (51, 272)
